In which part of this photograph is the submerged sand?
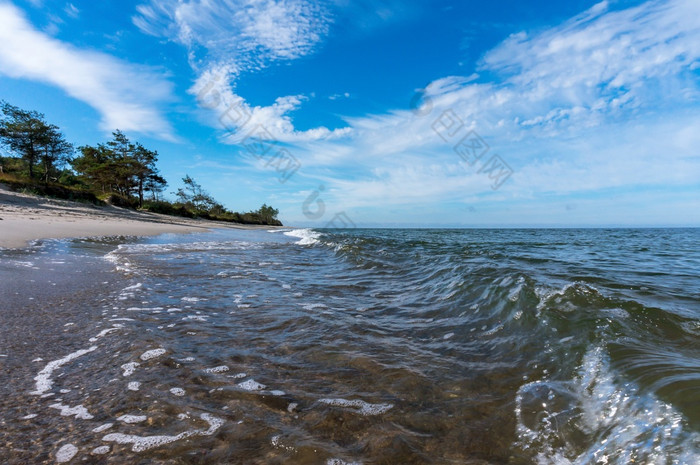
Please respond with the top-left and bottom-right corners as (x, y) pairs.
(0, 184), (274, 248)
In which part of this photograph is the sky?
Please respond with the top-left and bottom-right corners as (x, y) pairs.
(0, 0), (698, 227)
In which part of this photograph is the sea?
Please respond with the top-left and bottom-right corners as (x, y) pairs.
(0, 227), (698, 464)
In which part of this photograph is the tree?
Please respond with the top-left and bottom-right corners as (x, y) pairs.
(256, 204), (279, 224)
(132, 143), (160, 207)
(176, 174), (217, 211)
(72, 131), (162, 206)
(105, 130), (137, 197)
(72, 143), (116, 194)
(0, 101), (52, 179)
(144, 173), (167, 201)
(40, 125), (73, 183)
(174, 174), (231, 215)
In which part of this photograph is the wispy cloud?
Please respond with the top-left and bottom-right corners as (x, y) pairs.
(134, 0), (331, 68)
(190, 66), (351, 143)
(275, 0), (700, 224)
(64, 3), (80, 19)
(129, 0), (699, 225)
(0, 2), (176, 140)
(328, 92), (350, 101)
(133, 0), (345, 141)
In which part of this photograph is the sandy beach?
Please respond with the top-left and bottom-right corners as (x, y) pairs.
(0, 184), (273, 248)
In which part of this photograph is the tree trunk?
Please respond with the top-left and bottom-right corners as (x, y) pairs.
(138, 178), (144, 208)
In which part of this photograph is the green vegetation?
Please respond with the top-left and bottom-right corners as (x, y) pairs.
(0, 100), (282, 226)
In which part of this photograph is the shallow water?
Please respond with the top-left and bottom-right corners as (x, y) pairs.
(1, 228), (698, 464)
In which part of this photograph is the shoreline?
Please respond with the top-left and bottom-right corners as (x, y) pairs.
(0, 184), (279, 249)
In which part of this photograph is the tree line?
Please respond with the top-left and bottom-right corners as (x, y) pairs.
(0, 101), (281, 226)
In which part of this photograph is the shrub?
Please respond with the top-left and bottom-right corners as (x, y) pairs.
(103, 193), (138, 209)
(0, 174), (103, 205)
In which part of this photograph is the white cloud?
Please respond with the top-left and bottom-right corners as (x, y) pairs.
(333, 0), (700, 154)
(328, 92), (350, 100)
(0, 2), (175, 140)
(64, 3), (80, 19)
(190, 66), (351, 143)
(274, 0), (700, 225)
(133, 0), (330, 71)
(133, 0), (345, 141)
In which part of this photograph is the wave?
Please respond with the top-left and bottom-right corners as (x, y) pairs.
(283, 228), (322, 245)
(515, 347), (700, 464)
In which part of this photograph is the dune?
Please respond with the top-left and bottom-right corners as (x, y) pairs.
(0, 184), (270, 248)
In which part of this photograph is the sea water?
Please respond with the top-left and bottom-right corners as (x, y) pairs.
(1, 228), (698, 464)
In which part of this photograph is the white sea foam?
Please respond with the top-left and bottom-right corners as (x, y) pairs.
(117, 414), (147, 424)
(319, 398), (393, 416)
(237, 379), (266, 391)
(89, 326), (121, 342)
(56, 444), (78, 463)
(103, 413), (223, 452)
(127, 382), (141, 391)
(535, 282), (599, 314)
(121, 362), (140, 376)
(203, 365), (228, 374)
(20, 413), (38, 419)
(301, 303), (327, 311)
(91, 446), (110, 455)
(103, 431), (187, 452)
(31, 346), (97, 395)
(271, 434), (296, 452)
(92, 423), (113, 433)
(140, 348), (166, 361)
(170, 387), (185, 396)
(284, 228), (321, 245)
(49, 402), (94, 420)
(515, 346), (700, 464)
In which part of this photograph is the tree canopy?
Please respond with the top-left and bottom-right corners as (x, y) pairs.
(72, 130), (164, 207)
(0, 101), (282, 226)
(0, 101), (72, 182)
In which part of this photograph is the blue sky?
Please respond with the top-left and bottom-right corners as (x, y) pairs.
(0, 0), (698, 227)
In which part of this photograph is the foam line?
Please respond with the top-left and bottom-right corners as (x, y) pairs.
(103, 413), (223, 452)
(31, 346), (97, 395)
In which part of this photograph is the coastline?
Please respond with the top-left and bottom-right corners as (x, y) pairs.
(0, 184), (278, 249)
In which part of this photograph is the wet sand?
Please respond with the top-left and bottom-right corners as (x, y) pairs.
(0, 184), (274, 248)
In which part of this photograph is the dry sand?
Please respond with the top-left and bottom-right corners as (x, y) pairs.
(0, 184), (273, 248)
